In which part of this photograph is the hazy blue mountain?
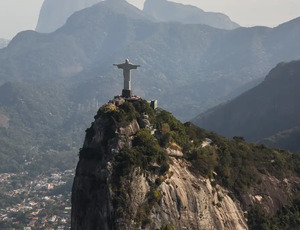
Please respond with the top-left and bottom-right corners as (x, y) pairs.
(192, 60), (300, 151)
(0, 0), (147, 83)
(0, 39), (9, 49)
(0, 82), (92, 173)
(1, 0), (300, 122)
(263, 127), (300, 152)
(143, 0), (239, 30)
(36, 0), (103, 33)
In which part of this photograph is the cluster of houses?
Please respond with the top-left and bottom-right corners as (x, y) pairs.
(0, 169), (74, 229)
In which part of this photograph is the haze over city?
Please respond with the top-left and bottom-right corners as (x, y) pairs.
(1, 0), (300, 39)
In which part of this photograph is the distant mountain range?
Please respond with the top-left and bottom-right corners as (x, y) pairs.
(2, 0), (300, 121)
(36, 0), (103, 33)
(192, 60), (300, 151)
(36, 0), (239, 33)
(1, 0), (300, 173)
(143, 0), (239, 29)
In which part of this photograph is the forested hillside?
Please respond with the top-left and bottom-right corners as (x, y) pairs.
(193, 60), (300, 151)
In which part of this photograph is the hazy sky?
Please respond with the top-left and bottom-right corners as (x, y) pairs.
(1, 0), (300, 39)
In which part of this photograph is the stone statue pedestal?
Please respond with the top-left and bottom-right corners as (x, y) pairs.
(122, 89), (132, 98)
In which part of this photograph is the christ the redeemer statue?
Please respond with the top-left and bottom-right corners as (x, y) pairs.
(113, 59), (140, 98)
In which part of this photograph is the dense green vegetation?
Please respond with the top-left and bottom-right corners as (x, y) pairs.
(114, 129), (168, 177)
(80, 99), (156, 160)
(94, 100), (300, 229)
(94, 99), (300, 199)
(85, 99), (191, 227)
(0, 192), (22, 209)
(248, 195), (300, 230)
(188, 131), (300, 193)
(0, 82), (84, 173)
(183, 124), (300, 229)
(155, 109), (190, 151)
(100, 100), (169, 225)
(97, 100), (156, 125)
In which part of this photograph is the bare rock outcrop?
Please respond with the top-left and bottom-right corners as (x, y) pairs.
(72, 108), (141, 230)
(150, 158), (247, 230)
(72, 98), (300, 230)
(71, 100), (248, 229)
(72, 145), (248, 230)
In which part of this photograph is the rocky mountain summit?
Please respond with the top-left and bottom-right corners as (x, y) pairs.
(71, 97), (300, 230)
(36, 0), (239, 34)
(143, 0), (239, 30)
(36, 0), (103, 33)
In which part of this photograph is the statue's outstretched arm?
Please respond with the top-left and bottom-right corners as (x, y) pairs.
(113, 63), (125, 69)
(129, 64), (141, 69)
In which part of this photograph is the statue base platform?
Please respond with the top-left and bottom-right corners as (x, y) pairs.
(122, 89), (132, 98)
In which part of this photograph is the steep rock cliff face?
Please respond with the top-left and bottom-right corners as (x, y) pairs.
(73, 151), (248, 229)
(71, 98), (247, 230)
(150, 158), (247, 230)
(72, 98), (300, 229)
(72, 138), (247, 229)
(72, 106), (141, 229)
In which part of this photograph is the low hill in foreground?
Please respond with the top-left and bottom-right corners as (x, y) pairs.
(72, 97), (300, 230)
(192, 60), (300, 151)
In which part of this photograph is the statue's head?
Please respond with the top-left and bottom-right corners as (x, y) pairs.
(125, 59), (129, 64)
